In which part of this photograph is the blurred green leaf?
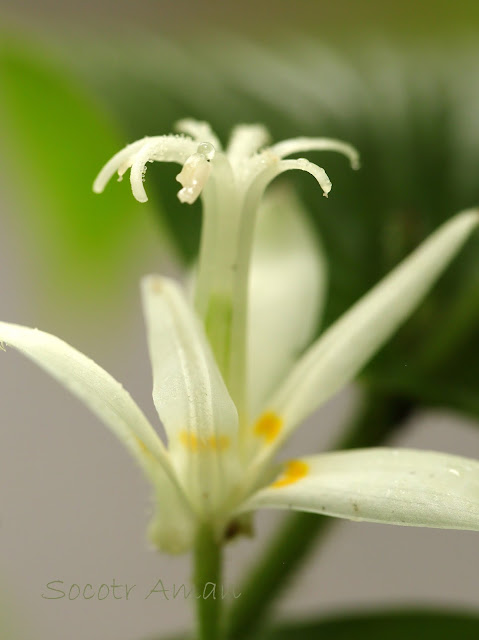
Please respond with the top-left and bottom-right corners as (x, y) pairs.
(144, 609), (479, 640)
(0, 35), (147, 312)
(259, 610), (479, 640)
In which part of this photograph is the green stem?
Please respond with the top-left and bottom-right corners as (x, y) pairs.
(194, 525), (223, 640)
(226, 390), (415, 640)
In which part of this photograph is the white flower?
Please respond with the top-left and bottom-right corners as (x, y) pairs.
(2, 121), (479, 554)
(94, 120), (359, 424)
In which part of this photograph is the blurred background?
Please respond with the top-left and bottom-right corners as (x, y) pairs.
(1, 1), (479, 639)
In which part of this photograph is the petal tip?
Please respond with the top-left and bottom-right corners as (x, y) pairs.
(141, 274), (166, 295)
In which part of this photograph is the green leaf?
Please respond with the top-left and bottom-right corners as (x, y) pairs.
(260, 610), (479, 640)
(0, 35), (147, 313)
(143, 610), (479, 640)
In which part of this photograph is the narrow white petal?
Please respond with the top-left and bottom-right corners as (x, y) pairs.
(141, 276), (240, 515)
(247, 185), (326, 423)
(129, 136), (197, 203)
(242, 448), (479, 531)
(0, 321), (173, 480)
(0, 322), (199, 553)
(93, 137), (148, 193)
(227, 124), (271, 161)
(269, 137), (360, 169)
(256, 210), (479, 453)
(246, 155), (333, 197)
(94, 135), (197, 202)
(275, 158), (332, 195)
(175, 118), (222, 149)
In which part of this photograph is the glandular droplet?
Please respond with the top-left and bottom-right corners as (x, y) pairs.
(197, 142), (215, 161)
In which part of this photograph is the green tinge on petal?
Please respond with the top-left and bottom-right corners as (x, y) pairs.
(242, 448), (479, 531)
(141, 275), (241, 516)
(265, 209), (479, 448)
(204, 292), (233, 377)
(193, 152), (245, 408)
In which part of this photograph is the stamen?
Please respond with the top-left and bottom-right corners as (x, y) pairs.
(175, 147), (213, 204)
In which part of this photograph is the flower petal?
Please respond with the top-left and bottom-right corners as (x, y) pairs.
(269, 136), (360, 169)
(0, 321), (173, 477)
(141, 275), (240, 516)
(175, 118), (222, 149)
(0, 321), (198, 553)
(129, 135), (197, 203)
(247, 185), (326, 423)
(254, 210), (479, 456)
(227, 124), (271, 162)
(246, 155), (333, 199)
(242, 448), (479, 530)
(93, 137), (149, 194)
(93, 135), (197, 202)
(148, 483), (198, 554)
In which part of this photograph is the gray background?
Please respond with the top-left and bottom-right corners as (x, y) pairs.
(1, 1), (479, 639)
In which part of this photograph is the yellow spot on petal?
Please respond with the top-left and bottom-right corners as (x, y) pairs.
(133, 435), (153, 459)
(150, 277), (163, 294)
(254, 411), (283, 443)
(179, 431), (230, 452)
(271, 459), (309, 489)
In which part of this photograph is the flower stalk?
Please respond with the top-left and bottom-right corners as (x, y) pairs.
(194, 524), (223, 640)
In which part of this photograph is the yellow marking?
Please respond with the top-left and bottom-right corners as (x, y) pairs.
(179, 431), (230, 452)
(150, 277), (163, 294)
(271, 459), (309, 489)
(133, 435), (154, 459)
(254, 411), (283, 443)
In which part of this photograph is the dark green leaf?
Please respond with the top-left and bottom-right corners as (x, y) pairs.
(142, 609), (479, 640)
(260, 610), (479, 640)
